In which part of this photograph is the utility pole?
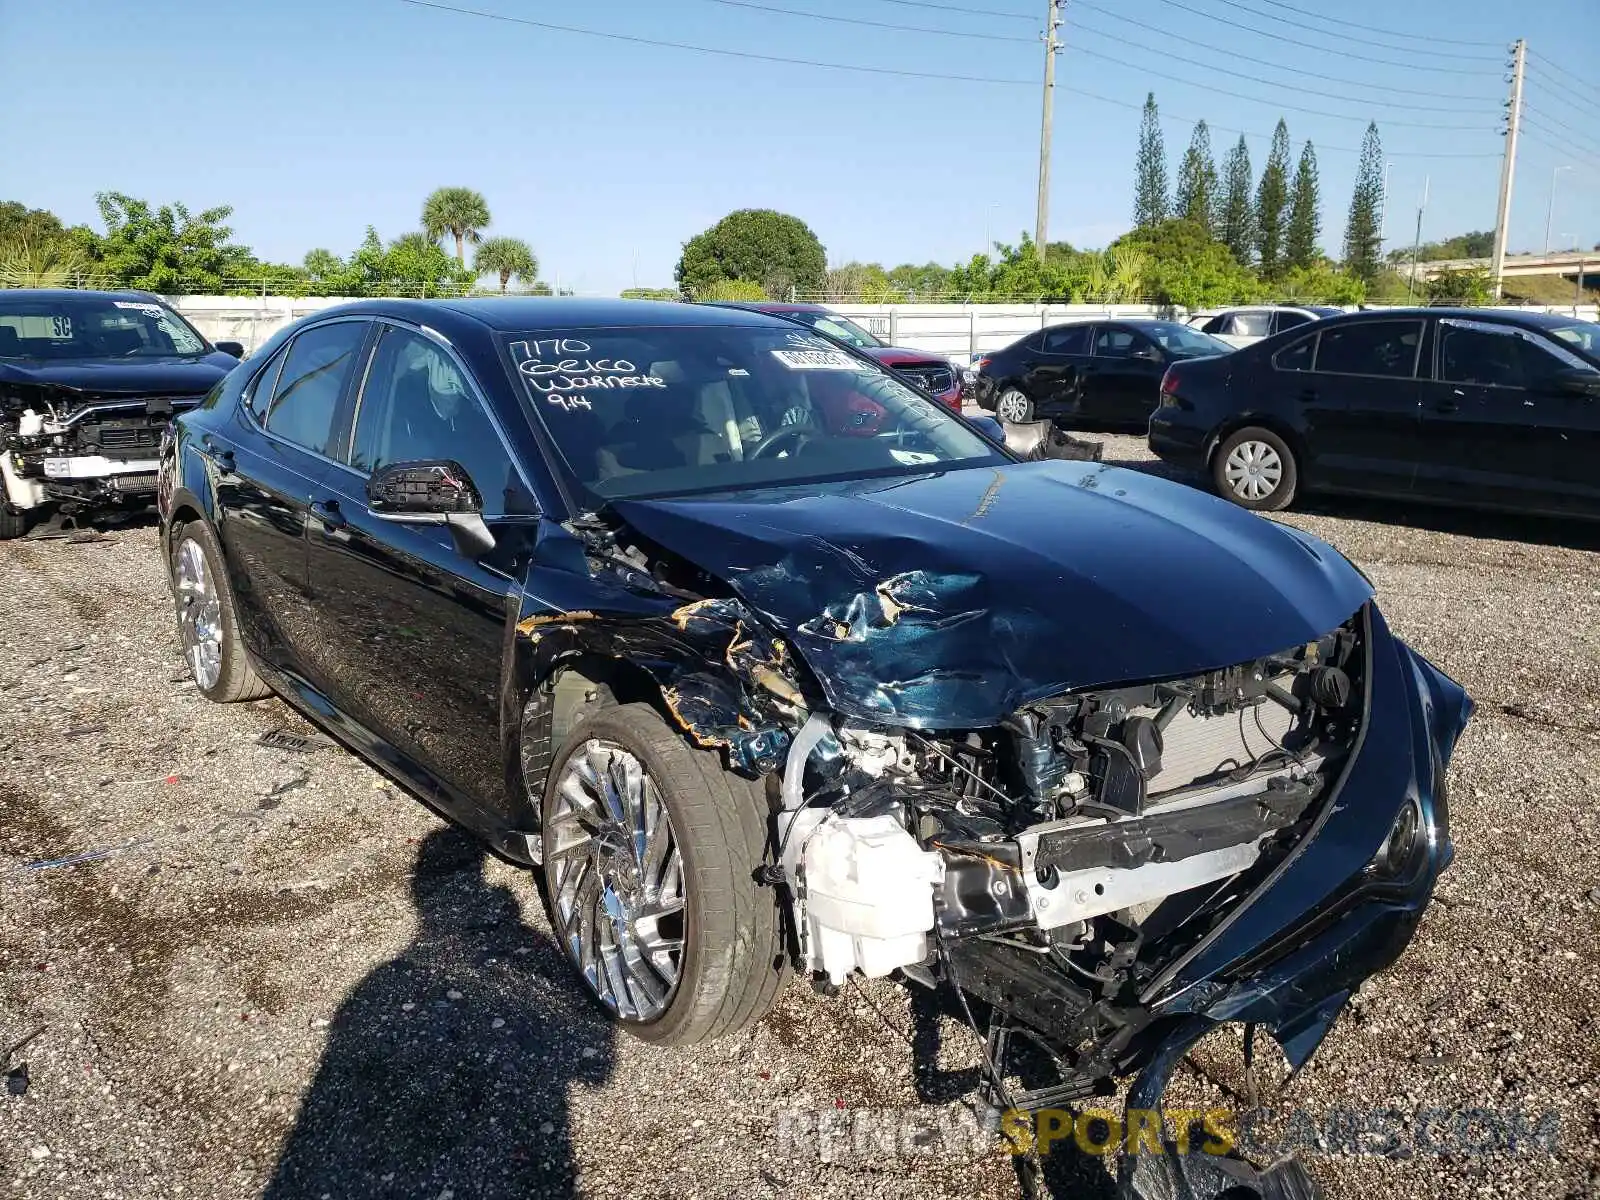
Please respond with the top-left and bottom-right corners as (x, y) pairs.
(1490, 38), (1526, 299)
(1034, 0), (1064, 260)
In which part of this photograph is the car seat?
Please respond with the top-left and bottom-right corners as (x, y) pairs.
(593, 364), (732, 480)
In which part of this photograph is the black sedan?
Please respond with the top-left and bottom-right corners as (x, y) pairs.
(974, 318), (1232, 428)
(1149, 306), (1600, 517)
(0, 289), (244, 538)
(158, 298), (1470, 1197)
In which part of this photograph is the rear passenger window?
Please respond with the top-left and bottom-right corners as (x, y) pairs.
(1274, 311), (1311, 333)
(1041, 324), (1090, 354)
(1313, 321), (1422, 379)
(1228, 311), (1272, 337)
(1274, 335), (1316, 372)
(262, 321), (369, 455)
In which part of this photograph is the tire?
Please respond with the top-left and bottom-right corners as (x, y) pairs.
(541, 702), (787, 1045)
(994, 387), (1033, 424)
(0, 508), (30, 540)
(168, 520), (272, 702)
(1212, 426), (1299, 512)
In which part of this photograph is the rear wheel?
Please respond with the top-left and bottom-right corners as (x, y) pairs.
(541, 703), (787, 1045)
(995, 387), (1033, 424)
(1212, 426), (1298, 512)
(168, 521), (272, 702)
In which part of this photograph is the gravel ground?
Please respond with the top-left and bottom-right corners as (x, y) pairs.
(3, 440), (1598, 1200)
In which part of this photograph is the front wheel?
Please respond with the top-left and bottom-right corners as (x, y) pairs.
(541, 703), (787, 1045)
(169, 521), (272, 702)
(1212, 426), (1299, 512)
(994, 387), (1033, 424)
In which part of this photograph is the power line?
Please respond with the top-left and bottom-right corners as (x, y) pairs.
(1523, 66), (1600, 121)
(1521, 106), (1600, 160)
(1216, 0), (1502, 61)
(1218, 0), (1502, 49)
(692, 0), (1036, 42)
(1073, 2), (1496, 103)
(863, 0), (1036, 18)
(396, 0), (1033, 83)
(1520, 119), (1600, 172)
(1519, 131), (1600, 178)
(1526, 50), (1600, 105)
(395, 0), (1503, 160)
(1067, 42), (1498, 129)
(1070, 15), (1500, 112)
(1143, 0), (1503, 75)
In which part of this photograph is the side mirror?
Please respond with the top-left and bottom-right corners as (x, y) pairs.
(367, 460), (496, 557)
(216, 341), (245, 358)
(1552, 368), (1600, 398)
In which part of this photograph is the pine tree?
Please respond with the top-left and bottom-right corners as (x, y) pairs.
(1344, 122), (1384, 283)
(1286, 140), (1321, 272)
(1175, 121), (1219, 234)
(1134, 93), (1170, 229)
(1255, 120), (1291, 281)
(1220, 135), (1254, 266)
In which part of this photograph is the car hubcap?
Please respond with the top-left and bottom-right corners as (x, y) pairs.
(174, 538), (223, 690)
(547, 741), (685, 1021)
(1223, 440), (1284, 501)
(997, 391), (1030, 422)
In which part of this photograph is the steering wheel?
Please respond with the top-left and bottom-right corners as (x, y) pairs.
(749, 424), (815, 459)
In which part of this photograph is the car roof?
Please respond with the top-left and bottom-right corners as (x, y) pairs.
(700, 300), (829, 314)
(304, 296), (799, 333)
(1321, 306), (1578, 329)
(0, 287), (165, 304)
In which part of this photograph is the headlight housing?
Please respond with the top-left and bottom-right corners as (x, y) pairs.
(1368, 796), (1427, 882)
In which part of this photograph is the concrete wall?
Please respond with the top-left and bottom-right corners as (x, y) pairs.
(165, 295), (1600, 361)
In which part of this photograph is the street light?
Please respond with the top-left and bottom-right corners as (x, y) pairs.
(1545, 165), (1572, 255)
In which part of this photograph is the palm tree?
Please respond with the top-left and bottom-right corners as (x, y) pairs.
(473, 236), (538, 293)
(421, 187), (491, 267)
(0, 236), (89, 288)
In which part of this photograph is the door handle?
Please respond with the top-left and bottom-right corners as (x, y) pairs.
(1298, 388), (1318, 402)
(1433, 400), (1459, 414)
(200, 434), (235, 473)
(311, 498), (347, 532)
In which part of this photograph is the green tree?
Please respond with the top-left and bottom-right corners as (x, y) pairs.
(1285, 140), (1321, 274)
(1343, 123), (1385, 283)
(1425, 265), (1493, 304)
(1112, 218), (1261, 308)
(886, 261), (953, 299)
(1279, 262), (1364, 305)
(88, 192), (248, 293)
(421, 187), (491, 267)
(1175, 121), (1218, 236)
(1220, 136), (1254, 266)
(0, 235), (90, 288)
(675, 209), (827, 299)
(822, 261), (905, 302)
(1134, 93), (1170, 229)
(0, 201), (69, 249)
(1255, 120), (1292, 281)
(473, 236), (538, 293)
(694, 279), (768, 302)
(381, 232), (473, 293)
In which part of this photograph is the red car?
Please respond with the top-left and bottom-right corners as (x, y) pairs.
(701, 301), (965, 411)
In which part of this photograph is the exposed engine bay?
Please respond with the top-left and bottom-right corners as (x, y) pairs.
(772, 617), (1364, 1076)
(2, 386), (198, 515)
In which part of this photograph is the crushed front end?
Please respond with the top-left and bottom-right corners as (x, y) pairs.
(769, 601), (1470, 1197)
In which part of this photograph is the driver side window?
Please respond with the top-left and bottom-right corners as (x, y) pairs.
(349, 326), (531, 517)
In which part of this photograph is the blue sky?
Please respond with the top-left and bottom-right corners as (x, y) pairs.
(4, 0), (1597, 293)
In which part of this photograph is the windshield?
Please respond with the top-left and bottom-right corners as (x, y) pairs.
(1547, 320), (1600, 366)
(0, 295), (210, 360)
(1139, 321), (1232, 355)
(787, 310), (884, 350)
(506, 324), (1004, 504)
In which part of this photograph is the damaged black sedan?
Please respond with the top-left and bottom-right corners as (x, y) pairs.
(157, 299), (1472, 1197)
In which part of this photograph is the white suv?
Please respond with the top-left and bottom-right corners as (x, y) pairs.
(1188, 306), (1344, 348)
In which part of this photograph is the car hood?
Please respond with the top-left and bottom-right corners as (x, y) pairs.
(862, 346), (951, 368)
(0, 354), (235, 395)
(607, 460), (1374, 727)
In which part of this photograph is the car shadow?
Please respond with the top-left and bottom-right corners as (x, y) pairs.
(262, 828), (613, 1200)
(1098, 449), (1600, 552)
(906, 986), (1118, 1200)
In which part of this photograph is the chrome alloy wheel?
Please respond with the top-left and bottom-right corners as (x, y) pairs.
(174, 538), (223, 691)
(995, 389), (1031, 423)
(1222, 439), (1284, 502)
(547, 740), (686, 1021)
